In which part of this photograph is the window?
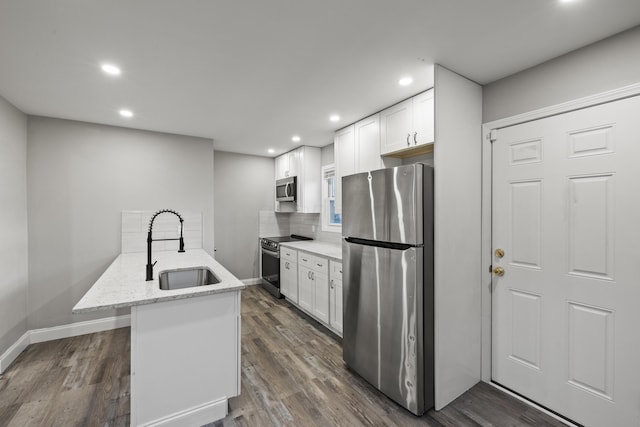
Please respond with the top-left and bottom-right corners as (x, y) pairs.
(322, 164), (342, 232)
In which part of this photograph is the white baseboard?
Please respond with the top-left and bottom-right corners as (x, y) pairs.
(139, 397), (227, 427)
(0, 331), (31, 374)
(0, 314), (131, 374)
(241, 277), (262, 286)
(29, 314), (131, 344)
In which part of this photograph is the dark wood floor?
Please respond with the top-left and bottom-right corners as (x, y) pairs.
(0, 285), (567, 427)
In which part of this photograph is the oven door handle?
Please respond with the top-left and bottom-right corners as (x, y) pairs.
(261, 247), (280, 258)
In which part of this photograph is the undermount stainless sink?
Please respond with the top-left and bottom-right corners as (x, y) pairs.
(158, 267), (220, 290)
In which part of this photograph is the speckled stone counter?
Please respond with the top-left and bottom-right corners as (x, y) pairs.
(72, 249), (245, 313)
(280, 240), (342, 261)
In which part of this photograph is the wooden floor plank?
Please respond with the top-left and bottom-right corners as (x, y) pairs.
(0, 286), (567, 427)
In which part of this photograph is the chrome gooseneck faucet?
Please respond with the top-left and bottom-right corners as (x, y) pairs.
(146, 209), (185, 281)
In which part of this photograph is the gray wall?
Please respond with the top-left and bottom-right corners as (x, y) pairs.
(320, 143), (334, 167)
(484, 25), (640, 122)
(27, 117), (214, 329)
(214, 151), (274, 280)
(0, 96), (28, 356)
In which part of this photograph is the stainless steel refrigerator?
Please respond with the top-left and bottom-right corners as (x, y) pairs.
(342, 163), (434, 415)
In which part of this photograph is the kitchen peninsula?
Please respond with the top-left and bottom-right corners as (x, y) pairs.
(73, 249), (245, 427)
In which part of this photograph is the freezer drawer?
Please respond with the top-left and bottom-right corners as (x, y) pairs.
(342, 239), (431, 415)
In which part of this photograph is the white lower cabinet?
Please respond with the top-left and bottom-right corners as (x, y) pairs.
(329, 261), (343, 335)
(297, 265), (314, 313)
(284, 247), (339, 334)
(312, 269), (329, 324)
(280, 248), (298, 303)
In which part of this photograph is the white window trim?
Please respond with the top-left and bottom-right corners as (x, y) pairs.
(321, 164), (342, 233)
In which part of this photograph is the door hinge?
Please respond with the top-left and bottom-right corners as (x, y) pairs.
(489, 129), (498, 143)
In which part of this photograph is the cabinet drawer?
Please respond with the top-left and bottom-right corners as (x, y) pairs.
(330, 261), (343, 281)
(298, 252), (328, 273)
(281, 247), (297, 262)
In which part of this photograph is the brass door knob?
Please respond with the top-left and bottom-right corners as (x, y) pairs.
(493, 267), (505, 276)
(495, 248), (505, 258)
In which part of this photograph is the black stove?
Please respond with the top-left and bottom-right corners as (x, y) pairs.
(260, 234), (312, 252)
(260, 234), (312, 298)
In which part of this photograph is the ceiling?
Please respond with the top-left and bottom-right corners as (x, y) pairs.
(1, 1), (639, 157)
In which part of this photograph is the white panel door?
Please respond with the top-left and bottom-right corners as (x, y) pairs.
(492, 95), (640, 427)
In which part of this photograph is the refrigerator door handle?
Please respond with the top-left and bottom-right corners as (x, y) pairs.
(344, 237), (413, 251)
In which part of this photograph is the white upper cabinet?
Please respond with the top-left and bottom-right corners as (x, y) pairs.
(380, 88), (434, 155)
(379, 98), (412, 154)
(275, 152), (291, 180)
(275, 146), (321, 213)
(334, 115), (401, 214)
(354, 114), (382, 173)
(412, 89), (435, 146)
(334, 125), (355, 214)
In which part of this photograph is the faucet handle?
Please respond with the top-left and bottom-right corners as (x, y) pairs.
(152, 260), (157, 267)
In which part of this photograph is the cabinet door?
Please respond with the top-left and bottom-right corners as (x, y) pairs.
(275, 153), (290, 180)
(355, 114), (382, 173)
(380, 98), (412, 155)
(280, 259), (298, 303)
(412, 89), (435, 147)
(298, 265), (313, 313)
(312, 270), (329, 324)
(330, 278), (343, 335)
(334, 125), (355, 213)
(288, 148), (300, 179)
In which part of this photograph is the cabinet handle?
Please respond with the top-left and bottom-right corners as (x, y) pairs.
(308, 271), (311, 279)
(311, 272), (315, 280)
(302, 258), (308, 262)
(317, 263), (322, 267)
(406, 133), (410, 146)
(413, 132), (418, 145)
(330, 279), (334, 289)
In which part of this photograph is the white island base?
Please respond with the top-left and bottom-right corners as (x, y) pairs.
(130, 291), (241, 427)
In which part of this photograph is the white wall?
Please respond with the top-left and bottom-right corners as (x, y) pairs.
(214, 151), (274, 280)
(0, 96), (28, 356)
(27, 117), (214, 329)
(433, 65), (483, 409)
(483, 25), (640, 122)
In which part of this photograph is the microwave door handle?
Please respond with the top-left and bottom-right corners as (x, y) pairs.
(286, 182), (291, 198)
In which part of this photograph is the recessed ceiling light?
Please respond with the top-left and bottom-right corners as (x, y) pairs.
(268, 148), (275, 154)
(292, 136), (301, 143)
(101, 63), (121, 76)
(399, 77), (413, 86)
(330, 115), (340, 122)
(119, 109), (133, 118)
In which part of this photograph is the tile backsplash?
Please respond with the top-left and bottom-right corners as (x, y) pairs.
(258, 210), (290, 237)
(121, 210), (203, 253)
(259, 210), (341, 245)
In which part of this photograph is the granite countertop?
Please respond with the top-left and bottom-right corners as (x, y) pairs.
(72, 249), (245, 313)
(280, 240), (342, 261)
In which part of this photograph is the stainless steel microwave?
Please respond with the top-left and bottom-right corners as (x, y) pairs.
(276, 176), (297, 202)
